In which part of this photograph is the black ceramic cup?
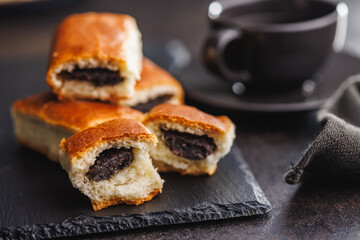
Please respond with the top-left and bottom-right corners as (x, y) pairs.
(202, 0), (347, 90)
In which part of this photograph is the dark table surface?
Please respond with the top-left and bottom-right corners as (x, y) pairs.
(1, 0), (360, 239)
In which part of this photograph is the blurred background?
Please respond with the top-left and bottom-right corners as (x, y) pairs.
(1, 0), (360, 62)
(1, 0), (360, 107)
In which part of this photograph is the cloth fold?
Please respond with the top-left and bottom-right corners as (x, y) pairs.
(286, 75), (360, 184)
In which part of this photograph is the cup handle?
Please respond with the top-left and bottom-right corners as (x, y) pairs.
(202, 28), (249, 83)
(333, 2), (348, 52)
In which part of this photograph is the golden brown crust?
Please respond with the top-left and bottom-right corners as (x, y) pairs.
(61, 118), (157, 158)
(91, 189), (161, 211)
(115, 58), (184, 105)
(47, 12), (137, 93)
(12, 92), (143, 132)
(153, 160), (217, 176)
(137, 58), (184, 98)
(142, 104), (233, 133)
(12, 92), (57, 117)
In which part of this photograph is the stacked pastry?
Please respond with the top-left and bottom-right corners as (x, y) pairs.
(46, 13), (184, 111)
(11, 12), (235, 211)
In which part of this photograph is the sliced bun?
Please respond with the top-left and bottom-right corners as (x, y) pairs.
(142, 104), (235, 175)
(59, 118), (164, 211)
(47, 12), (142, 101)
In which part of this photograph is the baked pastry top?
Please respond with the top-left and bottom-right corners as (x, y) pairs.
(142, 103), (232, 134)
(118, 58), (184, 111)
(135, 58), (184, 92)
(61, 118), (157, 159)
(12, 92), (143, 132)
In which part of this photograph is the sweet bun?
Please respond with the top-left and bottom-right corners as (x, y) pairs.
(118, 58), (184, 112)
(58, 118), (164, 211)
(142, 104), (235, 175)
(46, 12), (142, 101)
(11, 92), (143, 161)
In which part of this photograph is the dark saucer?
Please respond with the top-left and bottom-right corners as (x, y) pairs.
(177, 52), (360, 113)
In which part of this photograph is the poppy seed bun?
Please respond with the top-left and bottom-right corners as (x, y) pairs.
(11, 92), (143, 161)
(142, 104), (235, 175)
(59, 118), (164, 211)
(46, 12), (142, 101)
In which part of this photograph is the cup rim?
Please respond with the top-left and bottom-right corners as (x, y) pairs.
(209, 0), (340, 33)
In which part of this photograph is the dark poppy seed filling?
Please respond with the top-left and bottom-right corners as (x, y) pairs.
(86, 147), (134, 181)
(133, 94), (173, 113)
(58, 66), (124, 86)
(161, 128), (217, 160)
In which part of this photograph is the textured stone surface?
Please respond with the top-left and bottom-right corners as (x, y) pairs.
(0, 145), (270, 239)
(1, 202), (270, 239)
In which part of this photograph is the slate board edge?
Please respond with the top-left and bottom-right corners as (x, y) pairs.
(232, 147), (272, 212)
(0, 147), (271, 240)
(0, 200), (271, 240)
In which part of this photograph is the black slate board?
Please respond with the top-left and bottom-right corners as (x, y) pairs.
(0, 143), (270, 239)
